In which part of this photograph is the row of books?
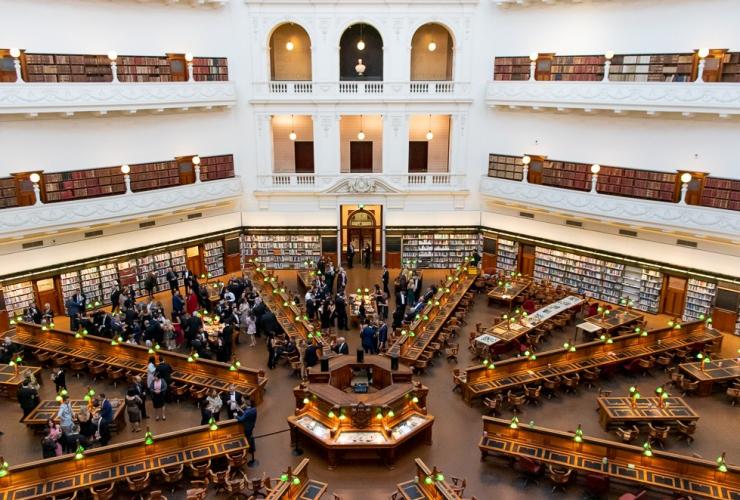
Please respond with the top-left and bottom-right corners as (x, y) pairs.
(401, 232), (481, 269)
(683, 278), (716, 321)
(242, 234), (322, 269)
(495, 238), (518, 272)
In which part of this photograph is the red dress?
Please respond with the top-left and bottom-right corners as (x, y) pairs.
(186, 293), (199, 315)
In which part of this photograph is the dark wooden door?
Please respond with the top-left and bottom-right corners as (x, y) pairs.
(178, 159), (195, 185)
(519, 244), (536, 277)
(408, 141), (429, 173)
(294, 142), (315, 173)
(528, 157), (544, 184)
(349, 228), (375, 263)
(350, 141), (373, 173)
(662, 276), (687, 316)
(186, 246), (204, 277)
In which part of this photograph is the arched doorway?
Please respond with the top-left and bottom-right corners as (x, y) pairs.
(410, 23), (453, 81)
(343, 206), (384, 268)
(339, 23), (383, 81)
(269, 23), (312, 81)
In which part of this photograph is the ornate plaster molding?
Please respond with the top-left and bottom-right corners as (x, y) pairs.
(0, 82), (237, 117)
(0, 177), (242, 237)
(486, 81), (740, 117)
(479, 176), (740, 238)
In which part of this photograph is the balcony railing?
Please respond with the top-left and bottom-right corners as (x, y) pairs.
(251, 81), (472, 102)
(255, 173), (466, 192)
(0, 176), (242, 237)
(0, 81), (237, 116)
(479, 176), (740, 238)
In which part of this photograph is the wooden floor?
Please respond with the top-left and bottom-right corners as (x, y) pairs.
(1, 265), (738, 499)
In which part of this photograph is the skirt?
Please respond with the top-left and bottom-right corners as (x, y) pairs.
(152, 392), (166, 409)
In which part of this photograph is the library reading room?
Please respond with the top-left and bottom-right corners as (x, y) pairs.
(1, 0), (740, 499)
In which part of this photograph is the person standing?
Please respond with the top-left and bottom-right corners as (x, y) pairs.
(201, 389), (223, 425)
(172, 289), (185, 319)
(382, 265), (389, 295)
(222, 384), (244, 419)
(149, 373), (167, 421)
(51, 367), (67, 394)
(125, 388), (143, 432)
(347, 242), (355, 269)
(110, 281), (121, 312)
(335, 292), (348, 331)
(363, 243), (372, 269)
(144, 272), (157, 299)
(325, 262), (336, 294)
(361, 322), (376, 354)
(131, 375), (148, 419)
(236, 399), (257, 466)
(17, 378), (39, 417)
(98, 393), (113, 445)
(166, 268), (179, 295)
(66, 292), (84, 331)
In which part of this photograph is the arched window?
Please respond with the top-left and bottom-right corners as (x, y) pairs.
(410, 23), (453, 81)
(339, 23), (383, 81)
(269, 23), (312, 81)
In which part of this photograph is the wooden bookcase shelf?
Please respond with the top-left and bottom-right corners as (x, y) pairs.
(129, 161), (180, 192)
(25, 53), (112, 83)
(0, 177), (18, 208)
(722, 52), (740, 82)
(204, 240), (225, 276)
(493, 56), (530, 81)
(242, 234), (321, 269)
(701, 177), (740, 211)
(192, 57), (229, 81)
(44, 166), (126, 202)
(496, 238), (518, 273)
(200, 154), (235, 181)
(488, 154), (524, 181)
(542, 160), (591, 191)
(401, 231), (481, 269)
(597, 166), (676, 202)
(117, 55), (172, 82)
(610, 53), (694, 82)
(551, 55), (605, 81)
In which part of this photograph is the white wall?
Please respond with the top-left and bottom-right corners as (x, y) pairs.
(271, 115), (314, 172)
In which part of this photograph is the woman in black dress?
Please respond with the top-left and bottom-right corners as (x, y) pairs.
(149, 373), (168, 421)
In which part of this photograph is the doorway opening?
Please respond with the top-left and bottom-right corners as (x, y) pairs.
(340, 204), (383, 269)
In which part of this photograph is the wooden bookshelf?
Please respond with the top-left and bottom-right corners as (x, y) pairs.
(701, 176), (740, 211)
(242, 233), (322, 269)
(683, 278), (717, 321)
(542, 160), (591, 191)
(610, 53), (694, 82)
(117, 55), (171, 83)
(192, 57), (229, 81)
(496, 238), (518, 273)
(488, 154), (523, 181)
(204, 240), (225, 276)
(129, 160), (180, 192)
(493, 56), (530, 81)
(24, 53), (112, 83)
(401, 231), (481, 269)
(721, 52), (740, 82)
(551, 55), (605, 81)
(200, 154), (235, 181)
(597, 166), (677, 202)
(0, 48), (20, 83)
(0, 177), (18, 208)
(44, 166), (126, 202)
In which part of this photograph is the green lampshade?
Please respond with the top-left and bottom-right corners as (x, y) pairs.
(292, 477), (300, 485)
(411, 396), (419, 404)
(280, 473), (289, 482)
(424, 476), (433, 485)
(209, 417), (218, 431)
(74, 444), (85, 460)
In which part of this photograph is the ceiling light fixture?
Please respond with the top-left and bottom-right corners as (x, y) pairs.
(357, 24), (365, 51)
(428, 41), (437, 52)
(426, 114), (434, 141)
(357, 114), (365, 140)
(289, 114), (297, 141)
(286, 41), (295, 51)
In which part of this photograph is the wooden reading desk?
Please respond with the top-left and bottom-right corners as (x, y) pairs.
(461, 321), (722, 403)
(289, 356), (433, 469)
(22, 399), (127, 433)
(396, 458), (463, 500)
(7, 322), (267, 404)
(479, 416), (739, 500)
(386, 265), (476, 366)
(297, 269), (317, 290)
(265, 459), (328, 500)
(254, 268), (315, 343)
(0, 363), (42, 400)
(680, 358), (740, 396)
(584, 309), (644, 333)
(597, 396), (699, 430)
(487, 278), (531, 308)
(0, 420), (248, 500)
(484, 295), (584, 344)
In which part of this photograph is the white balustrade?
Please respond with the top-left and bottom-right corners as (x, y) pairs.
(251, 81), (470, 102)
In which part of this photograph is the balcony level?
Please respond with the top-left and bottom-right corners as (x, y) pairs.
(250, 81), (472, 104)
(0, 49), (235, 118)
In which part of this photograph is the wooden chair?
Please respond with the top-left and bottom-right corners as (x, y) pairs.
(145, 491), (167, 500)
(674, 420), (697, 444)
(190, 386), (209, 404)
(727, 384), (740, 406)
(413, 359), (428, 375)
(445, 343), (459, 363)
(668, 370), (684, 389)
(89, 483), (115, 500)
(679, 378), (699, 397)
(52, 355), (70, 368)
(106, 366), (126, 388)
(483, 394), (503, 416)
(69, 359), (88, 379)
(160, 464), (184, 493)
(517, 457), (543, 487)
(637, 357), (655, 377)
(655, 355), (673, 371)
(125, 472), (151, 500)
(88, 362), (107, 381)
(542, 376), (561, 400)
(227, 449), (249, 473)
(51, 493), (77, 500)
(524, 385), (541, 406)
(185, 478), (209, 500)
(547, 465), (573, 493)
(561, 374), (580, 394)
(647, 423), (670, 449)
(210, 466), (232, 494)
(225, 470), (250, 498)
(452, 369), (466, 392)
(615, 426), (639, 444)
(188, 460), (211, 480)
(506, 390), (526, 413)
(619, 490), (646, 500)
(33, 349), (53, 366)
(450, 476), (466, 497)
(582, 368), (600, 389)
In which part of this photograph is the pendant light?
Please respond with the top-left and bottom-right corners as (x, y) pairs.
(289, 114), (297, 141)
(425, 114), (434, 141)
(357, 24), (365, 51)
(428, 41), (437, 52)
(357, 114), (365, 141)
(286, 41), (295, 51)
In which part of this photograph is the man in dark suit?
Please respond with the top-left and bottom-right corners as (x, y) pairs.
(377, 323), (388, 352)
(335, 293), (348, 331)
(130, 376), (148, 419)
(361, 322), (377, 354)
(166, 268), (179, 295)
(304, 342), (319, 367)
(66, 293), (84, 331)
(17, 380), (39, 417)
(236, 399), (257, 466)
(382, 266), (390, 295)
(332, 337), (349, 355)
(222, 384), (244, 419)
(346, 242), (355, 269)
(336, 268), (348, 294)
(98, 393), (114, 445)
(155, 355), (173, 386)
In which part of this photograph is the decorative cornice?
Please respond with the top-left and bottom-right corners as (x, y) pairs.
(479, 176), (740, 238)
(0, 82), (237, 117)
(253, 174), (469, 197)
(0, 178), (243, 237)
(486, 81), (740, 117)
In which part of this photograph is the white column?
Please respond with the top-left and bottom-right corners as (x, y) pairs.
(314, 113), (341, 177)
(382, 113), (408, 176)
(255, 113), (274, 179)
(448, 112), (468, 177)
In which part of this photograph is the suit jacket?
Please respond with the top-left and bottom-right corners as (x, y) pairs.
(222, 391), (244, 410)
(100, 399), (113, 422)
(304, 345), (319, 366)
(237, 407), (257, 434)
(382, 270), (389, 285)
(17, 385), (38, 411)
(332, 342), (349, 355)
(347, 244), (355, 256)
